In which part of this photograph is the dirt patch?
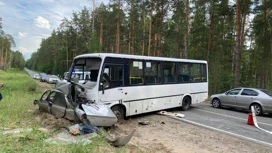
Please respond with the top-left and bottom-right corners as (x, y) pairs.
(110, 114), (271, 153)
(33, 110), (72, 129)
(34, 80), (52, 92)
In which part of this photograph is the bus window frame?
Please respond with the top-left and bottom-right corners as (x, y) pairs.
(144, 60), (162, 85)
(162, 61), (177, 84)
(129, 60), (144, 86)
(99, 63), (125, 90)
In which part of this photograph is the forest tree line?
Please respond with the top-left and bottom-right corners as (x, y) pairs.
(25, 0), (272, 94)
(0, 19), (25, 70)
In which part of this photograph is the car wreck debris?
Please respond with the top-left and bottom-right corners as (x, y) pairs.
(46, 124), (98, 145)
(138, 120), (150, 125)
(158, 111), (185, 118)
(107, 129), (136, 147)
(33, 80), (117, 127)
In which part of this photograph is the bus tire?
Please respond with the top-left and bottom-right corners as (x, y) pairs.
(111, 105), (125, 121)
(181, 96), (191, 111)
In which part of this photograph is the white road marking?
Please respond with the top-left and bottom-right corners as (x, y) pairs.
(194, 108), (272, 127)
(164, 115), (272, 147)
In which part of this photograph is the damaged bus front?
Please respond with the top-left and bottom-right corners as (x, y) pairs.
(34, 54), (118, 127)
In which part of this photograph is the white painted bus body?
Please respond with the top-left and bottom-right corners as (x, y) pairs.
(69, 53), (208, 117)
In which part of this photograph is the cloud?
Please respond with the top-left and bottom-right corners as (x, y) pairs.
(18, 47), (32, 54)
(0, 0), (109, 59)
(34, 16), (50, 29)
(18, 32), (27, 39)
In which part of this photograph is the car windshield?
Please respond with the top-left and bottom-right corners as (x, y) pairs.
(260, 89), (272, 96)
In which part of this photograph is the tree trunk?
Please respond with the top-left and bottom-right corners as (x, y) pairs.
(131, 17), (135, 55)
(184, 0), (189, 58)
(148, 0), (153, 56)
(207, 10), (214, 62)
(142, 11), (146, 55)
(116, 0), (121, 53)
(157, 0), (163, 57)
(235, 0), (241, 87)
(177, 17), (182, 58)
(128, 24), (131, 54)
(240, 0), (249, 47)
(100, 23), (103, 52)
(262, 0), (269, 88)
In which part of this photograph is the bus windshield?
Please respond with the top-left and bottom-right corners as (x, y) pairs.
(70, 58), (102, 82)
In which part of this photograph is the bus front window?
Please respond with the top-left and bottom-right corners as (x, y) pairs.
(71, 58), (102, 84)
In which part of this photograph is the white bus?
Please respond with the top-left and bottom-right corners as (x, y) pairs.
(66, 53), (208, 119)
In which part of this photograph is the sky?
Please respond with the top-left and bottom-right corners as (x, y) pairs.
(0, 0), (109, 60)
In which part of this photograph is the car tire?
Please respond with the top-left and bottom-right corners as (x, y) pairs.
(111, 105), (125, 121)
(251, 104), (263, 116)
(212, 98), (221, 108)
(181, 96), (191, 111)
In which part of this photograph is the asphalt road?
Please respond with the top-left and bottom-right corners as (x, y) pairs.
(24, 68), (36, 78)
(172, 103), (272, 147)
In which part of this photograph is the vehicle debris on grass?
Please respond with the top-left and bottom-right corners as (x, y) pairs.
(33, 79), (136, 147)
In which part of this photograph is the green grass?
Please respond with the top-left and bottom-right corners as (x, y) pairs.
(0, 70), (140, 153)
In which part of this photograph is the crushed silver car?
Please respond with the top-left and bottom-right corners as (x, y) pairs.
(34, 80), (117, 127)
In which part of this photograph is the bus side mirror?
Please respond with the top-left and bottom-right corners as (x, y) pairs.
(100, 82), (104, 94)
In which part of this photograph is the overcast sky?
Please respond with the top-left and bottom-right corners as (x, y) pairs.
(0, 0), (109, 60)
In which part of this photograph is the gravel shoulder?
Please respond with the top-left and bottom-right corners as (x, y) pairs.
(114, 113), (272, 153)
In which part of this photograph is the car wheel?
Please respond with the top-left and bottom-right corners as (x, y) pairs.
(212, 98), (221, 108)
(111, 105), (125, 121)
(181, 96), (191, 111)
(251, 104), (263, 116)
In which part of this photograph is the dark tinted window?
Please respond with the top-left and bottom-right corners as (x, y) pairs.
(241, 89), (258, 96)
(144, 61), (161, 84)
(178, 63), (190, 83)
(201, 64), (207, 82)
(102, 64), (123, 88)
(163, 62), (176, 83)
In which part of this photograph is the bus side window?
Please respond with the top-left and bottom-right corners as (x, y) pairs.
(201, 64), (207, 82)
(130, 61), (144, 85)
(144, 61), (160, 84)
(178, 63), (190, 83)
(102, 64), (124, 88)
(162, 62), (176, 84)
(190, 64), (201, 83)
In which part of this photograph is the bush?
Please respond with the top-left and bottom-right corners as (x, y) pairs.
(27, 80), (37, 92)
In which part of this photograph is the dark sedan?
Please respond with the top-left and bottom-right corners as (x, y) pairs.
(210, 88), (272, 116)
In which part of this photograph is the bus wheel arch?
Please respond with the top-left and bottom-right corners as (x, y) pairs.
(111, 104), (126, 121)
(181, 96), (191, 111)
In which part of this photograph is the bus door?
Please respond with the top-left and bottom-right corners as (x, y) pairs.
(99, 64), (125, 102)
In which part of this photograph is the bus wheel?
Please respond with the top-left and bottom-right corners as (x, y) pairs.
(181, 96), (191, 111)
(111, 105), (125, 121)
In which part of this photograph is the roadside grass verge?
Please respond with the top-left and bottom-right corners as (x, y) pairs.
(0, 70), (136, 153)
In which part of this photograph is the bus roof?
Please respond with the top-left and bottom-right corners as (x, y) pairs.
(74, 53), (207, 64)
